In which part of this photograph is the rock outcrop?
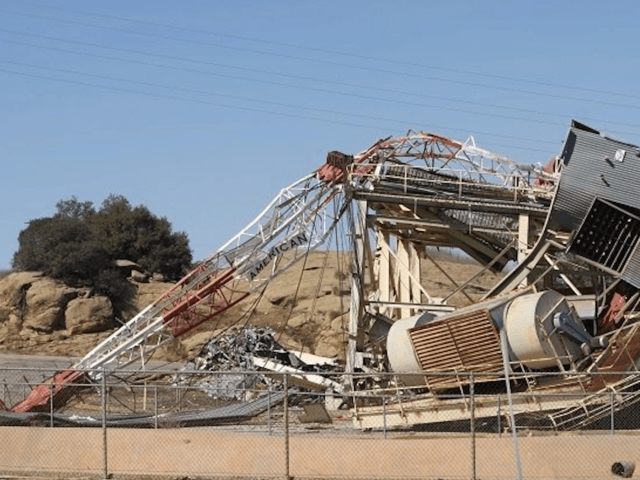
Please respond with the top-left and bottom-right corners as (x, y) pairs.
(22, 277), (81, 332)
(0, 272), (114, 335)
(0, 270), (175, 357)
(0, 254), (366, 361)
(65, 296), (114, 334)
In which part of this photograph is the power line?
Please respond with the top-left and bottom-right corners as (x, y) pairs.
(0, 35), (577, 133)
(2, 7), (640, 112)
(0, 65), (387, 130)
(17, 0), (640, 102)
(0, 58), (560, 147)
(1, 31), (638, 137)
(0, 63), (559, 155)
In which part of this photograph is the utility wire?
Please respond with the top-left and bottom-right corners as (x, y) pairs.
(0, 36), (578, 135)
(0, 65), (557, 156)
(15, 0), (640, 102)
(0, 60), (562, 153)
(2, 7), (640, 112)
(2, 29), (638, 134)
(0, 66), (390, 132)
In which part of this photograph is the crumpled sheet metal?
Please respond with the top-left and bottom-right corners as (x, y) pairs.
(174, 325), (342, 400)
(0, 391), (284, 427)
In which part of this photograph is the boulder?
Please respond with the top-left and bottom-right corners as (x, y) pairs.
(0, 272), (119, 336)
(115, 259), (145, 276)
(151, 272), (165, 282)
(0, 271), (44, 321)
(0, 271), (183, 355)
(65, 296), (114, 334)
(22, 277), (78, 333)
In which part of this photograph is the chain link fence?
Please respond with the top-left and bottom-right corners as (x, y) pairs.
(1, 366), (640, 479)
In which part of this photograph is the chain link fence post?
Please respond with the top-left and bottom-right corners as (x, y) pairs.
(154, 384), (159, 429)
(284, 373), (290, 480)
(382, 394), (387, 439)
(49, 382), (54, 428)
(3, 379), (10, 407)
(470, 372), (476, 480)
(611, 390), (615, 435)
(268, 386), (272, 436)
(497, 393), (502, 437)
(101, 368), (108, 480)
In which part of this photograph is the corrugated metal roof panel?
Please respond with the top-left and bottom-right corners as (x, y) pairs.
(623, 241), (640, 287)
(551, 129), (640, 231)
(551, 122), (640, 286)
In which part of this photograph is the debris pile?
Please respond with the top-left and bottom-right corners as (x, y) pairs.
(174, 325), (343, 400)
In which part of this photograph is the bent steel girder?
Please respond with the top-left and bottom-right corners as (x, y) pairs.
(347, 131), (556, 277)
(346, 130), (553, 194)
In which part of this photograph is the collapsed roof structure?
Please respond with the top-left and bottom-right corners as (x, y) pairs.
(9, 120), (640, 432)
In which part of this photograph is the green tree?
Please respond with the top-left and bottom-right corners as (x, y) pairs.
(55, 195), (96, 220)
(12, 216), (119, 297)
(91, 194), (192, 280)
(12, 194), (193, 308)
(13, 216), (91, 273)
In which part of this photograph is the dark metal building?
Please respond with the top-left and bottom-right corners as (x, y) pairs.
(550, 120), (640, 287)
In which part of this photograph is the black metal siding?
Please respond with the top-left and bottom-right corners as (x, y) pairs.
(550, 125), (640, 232)
(551, 122), (640, 286)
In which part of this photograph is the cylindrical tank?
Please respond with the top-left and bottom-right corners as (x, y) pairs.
(504, 290), (583, 369)
(386, 313), (435, 385)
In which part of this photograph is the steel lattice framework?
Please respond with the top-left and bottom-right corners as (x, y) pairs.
(12, 173), (350, 412)
(78, 174), (349, 371)
(346, 130), (553, 198)
(11, 130), (556, 413)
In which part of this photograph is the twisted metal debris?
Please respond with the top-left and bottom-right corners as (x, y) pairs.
(174, 326), (342, 400)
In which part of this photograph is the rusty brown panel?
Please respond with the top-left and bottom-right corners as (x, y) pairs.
(408, 308), (503, 390)
(588, 323), (640, 392)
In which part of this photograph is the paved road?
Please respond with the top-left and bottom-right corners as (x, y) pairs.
(0, 353), (78, 371)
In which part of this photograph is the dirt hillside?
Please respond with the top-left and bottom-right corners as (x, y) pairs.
(0, 251), (502, 363)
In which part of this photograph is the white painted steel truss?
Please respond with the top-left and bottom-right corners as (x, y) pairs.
(14, 128), (561, 413)
(74, 174), (350, 377)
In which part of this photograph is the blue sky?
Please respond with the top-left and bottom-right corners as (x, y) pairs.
(1, 0), (639, 270)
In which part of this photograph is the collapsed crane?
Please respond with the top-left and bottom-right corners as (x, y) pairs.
(14, 121), (640, 434)
(11, 170), (349, 411)
(11, 129), (544, 412)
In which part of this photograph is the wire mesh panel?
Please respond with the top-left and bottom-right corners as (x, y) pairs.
(2, 367), (640, 479)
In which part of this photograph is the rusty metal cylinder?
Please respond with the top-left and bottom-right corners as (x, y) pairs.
(612, 461), (636, 478)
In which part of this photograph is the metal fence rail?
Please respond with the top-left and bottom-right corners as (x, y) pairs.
(1, 366), (640, 479)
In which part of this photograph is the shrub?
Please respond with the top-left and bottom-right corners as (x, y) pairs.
(12, 194), (193, 311)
